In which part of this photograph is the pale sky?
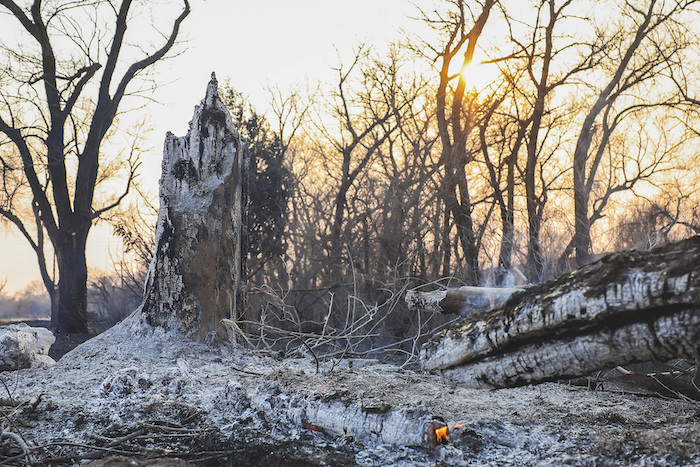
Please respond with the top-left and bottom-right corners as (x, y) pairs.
(0, 0), (419, 293)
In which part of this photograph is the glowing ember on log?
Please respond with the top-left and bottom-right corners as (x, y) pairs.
(428, 422), (465, 447)
(306, 423), (325, 433)
(435, 425), (449, 443)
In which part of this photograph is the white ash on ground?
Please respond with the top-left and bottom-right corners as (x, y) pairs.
(1, 314), (698, 466)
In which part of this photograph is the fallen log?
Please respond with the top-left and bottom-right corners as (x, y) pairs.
(419, 237), (700, 388)
(406, 286), (522, 316)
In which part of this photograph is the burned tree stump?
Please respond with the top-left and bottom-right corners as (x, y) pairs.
(419, 237), (700, 388)
(136, 73), (247, 339)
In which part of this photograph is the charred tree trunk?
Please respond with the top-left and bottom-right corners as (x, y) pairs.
(419, 237), (700, 388)
(55, 231), (89, 333)
(136, 73), (247, 340)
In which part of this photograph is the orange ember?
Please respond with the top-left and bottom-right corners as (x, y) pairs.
(316, 379), (334, 393)
(435, 425), (449, 443)
(429, 421), (464, 447)
(306, 423), (323, 432)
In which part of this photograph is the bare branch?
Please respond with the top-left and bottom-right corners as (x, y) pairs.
(111, 0), (190, 112)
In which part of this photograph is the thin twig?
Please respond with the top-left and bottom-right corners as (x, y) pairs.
(1, 430), (34, 464)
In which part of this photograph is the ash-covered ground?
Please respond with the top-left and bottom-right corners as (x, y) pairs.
(1, 314), (699, 466)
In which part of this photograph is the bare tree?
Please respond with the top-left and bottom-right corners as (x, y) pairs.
(477, 89), (525, 285)
(0, 0), (189, 332)
(279, 46), (441, 345)
(311, 46), (410, 284)
(109, 187), (157, 301)
(417, 0), (496, 284)
(613, 189), (700, 252)
(515, 0), (591, 280)
(483, 0), (602, 281)
(371, 82), (440, 282)
(570, 0), (700, 266)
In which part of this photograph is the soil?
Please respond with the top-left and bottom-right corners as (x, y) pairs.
(0, 314), (698, 466)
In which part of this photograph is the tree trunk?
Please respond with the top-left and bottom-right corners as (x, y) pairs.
(442, 162), (481, 285)
(524, 0), (555, 282)
(454, 170), (481, 285)
(329, 177), (350, 282)
(481, 107), (522, 286)
(569, 1), (657, 268)
(525, 135), (544, 281)
(432, 1), (495, 286)
(50, 287), (58, 329)
(55, 231), (89, 333)
(420, 236), (700, 388)
(137, 73), (247, 340)
(572, 121), (595, 267)
(496, 175), (515, 285)
(440, 205), (451, 277)
(526, 205), (544, 281)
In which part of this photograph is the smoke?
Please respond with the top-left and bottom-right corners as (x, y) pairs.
(0, 281), (50, 321)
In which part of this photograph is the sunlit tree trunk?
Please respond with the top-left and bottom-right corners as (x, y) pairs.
(572, 118), (597, 266)
(523, 0), (557, 282)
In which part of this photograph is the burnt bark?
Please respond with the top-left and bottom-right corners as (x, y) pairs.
(419, 237), (700, 388)
(55, 231), (89, 333)
(136, 74), (247, 339)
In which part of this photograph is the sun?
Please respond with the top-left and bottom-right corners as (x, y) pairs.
(453, 49), (501, 93)
(459, 59), (500, 92)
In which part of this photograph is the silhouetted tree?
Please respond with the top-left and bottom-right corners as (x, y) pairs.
(420, 0), (496, 284)
(0, 0), (190, 332)
(571, 0), (700, 266)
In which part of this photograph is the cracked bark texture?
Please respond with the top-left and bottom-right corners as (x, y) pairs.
(420, 236), (700, 388)
(136, 73), (247, 339)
